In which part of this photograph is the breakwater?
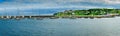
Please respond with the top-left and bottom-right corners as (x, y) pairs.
(0, 15), (56, 20)
(0, 15), (119, 20)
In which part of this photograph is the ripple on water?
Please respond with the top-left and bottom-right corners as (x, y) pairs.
(0, 18), (120, 36)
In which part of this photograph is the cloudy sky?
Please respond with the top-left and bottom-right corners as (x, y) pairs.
(0, 0), (120, 15)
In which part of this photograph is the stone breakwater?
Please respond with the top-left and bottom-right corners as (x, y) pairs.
(0, 15), (55, 20)
(0, 15), (119, 20)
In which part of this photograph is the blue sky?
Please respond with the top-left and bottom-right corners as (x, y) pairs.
(0, 0), (120, 15)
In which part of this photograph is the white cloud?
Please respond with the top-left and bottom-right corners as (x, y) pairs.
(104, 0), (120, 4)
(0, 4), (114, 12)
(3, 0), (120, 4)
(0, 0), (119, 12)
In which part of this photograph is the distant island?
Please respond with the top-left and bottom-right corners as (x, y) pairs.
(53, 8), (120, 18)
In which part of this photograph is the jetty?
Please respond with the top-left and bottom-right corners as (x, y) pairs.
(0, 15), (58, 20)
(0, 14), (119, 20)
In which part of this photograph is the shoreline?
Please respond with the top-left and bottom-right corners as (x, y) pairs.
(0, 15), (119, 19)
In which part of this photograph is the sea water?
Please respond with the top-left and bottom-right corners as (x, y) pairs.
(0, 17), (120, 36)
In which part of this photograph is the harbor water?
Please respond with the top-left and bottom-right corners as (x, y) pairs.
(0, 17), (120, 36)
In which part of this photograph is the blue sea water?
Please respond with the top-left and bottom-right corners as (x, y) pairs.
(0, 17), (120, 36)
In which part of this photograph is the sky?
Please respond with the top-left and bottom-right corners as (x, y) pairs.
(0, 0), (120, 15)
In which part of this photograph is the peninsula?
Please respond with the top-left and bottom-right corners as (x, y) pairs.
(53, 8), (120, 18)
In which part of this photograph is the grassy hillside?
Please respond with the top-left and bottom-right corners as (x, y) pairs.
(54, 8), (120, 17)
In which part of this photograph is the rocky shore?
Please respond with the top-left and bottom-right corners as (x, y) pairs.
(0, 14), (119, 20)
